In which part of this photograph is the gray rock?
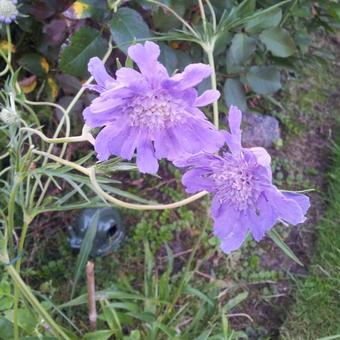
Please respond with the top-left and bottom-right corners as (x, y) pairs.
(241, 111), (281, 148)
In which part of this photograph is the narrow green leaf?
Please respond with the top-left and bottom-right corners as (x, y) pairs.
(268, 229), (304, 266)
(71, 211), (99, 298)
(260, 27), (296, 57)
(59, 27), (106, 77)
(184, 286), (214, 306)
(222, 291), (248, 312)
(83, 330), (114, 340)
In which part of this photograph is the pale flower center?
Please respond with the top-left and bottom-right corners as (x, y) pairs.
(127, 92), (181, 129)
(213, 158), (260, 211)
(0, 0), (18, 20)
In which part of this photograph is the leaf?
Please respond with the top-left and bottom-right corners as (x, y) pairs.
(245, 8), (282, 34)
(222, 291), (248, 312)
(245, 66), (281, 94)
(152, 0), (186, 31)
(19, 54), (49, 77)
(110, 7), (151, 53)
(228, 0), (256, 21)
(268, 229), (303, 266)
(70, 211), (99, 298)
(184, 286), (214, 306)
(260, 27), (296, 58)
(63, 0), (109, 21)
(59, 27), (106, 77)
(229, 33), (256, 64)
(159, 43), (178, 74)
(223, 78), (248, 111)
(83, 330), (114, 340)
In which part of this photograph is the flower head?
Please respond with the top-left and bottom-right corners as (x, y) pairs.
(0, 107), (18, 124)
(0, 0), (18, 24)
(83, 41), (224, 174)
(176, 106), (310, 253)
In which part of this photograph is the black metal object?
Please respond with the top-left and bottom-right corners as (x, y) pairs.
(68, 207), (125, 257)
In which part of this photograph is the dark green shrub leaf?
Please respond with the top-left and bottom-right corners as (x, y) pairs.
(19, 54), (49, 77)
(159, 43), (178, 74)
(245, 8), (282, 33)
(110, 7), (151, 53)
(223, 78), (248, 111)
(152, 0), (186, 31)
(229, 33), (256, 64)
(59, 27), (106, 78)
(229, 0), (256, 21)
(260, 27), (296, 58)
(245, 66), (281, 94)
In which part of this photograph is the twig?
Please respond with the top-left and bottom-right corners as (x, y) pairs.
(86, 261), (97, 331)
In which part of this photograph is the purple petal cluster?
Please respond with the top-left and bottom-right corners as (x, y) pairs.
(0, 0), (18, 24)
(176, 106), (310, 253)
(83, 41), (224, 174)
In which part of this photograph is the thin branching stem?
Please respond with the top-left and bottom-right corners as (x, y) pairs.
(147, 0), (200, 39)
(198, 0), (207, 34)
(31, 150), (208, 211)
(206, 0), (216, 32)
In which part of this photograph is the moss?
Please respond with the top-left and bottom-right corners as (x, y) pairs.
(281, 142), (340, 339)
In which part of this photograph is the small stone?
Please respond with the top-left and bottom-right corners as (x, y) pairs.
(242, 111), (281, 148)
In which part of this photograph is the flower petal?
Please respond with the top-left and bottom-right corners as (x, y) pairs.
(249, 194), (277, 241)
(182, 168), (214, 193)
(136, 140), (159, 174)
(170, 63), (212, 90)
(94, 123), (127, 161)
(88, 57), (115, 90)
(194, 90), (220, 107)
(127, 41), (168, 83)
(250, 146), (272, 178)
(213, 211), (247, 254)
(265, 188), (306, 225)
(228, 105), (242, 136)
(282, 192), (310, 215)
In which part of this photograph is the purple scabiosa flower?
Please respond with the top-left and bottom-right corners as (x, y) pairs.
(176, 106), (310, 253)
(83, 41), (224, 174)
(0, 0), (18, 24)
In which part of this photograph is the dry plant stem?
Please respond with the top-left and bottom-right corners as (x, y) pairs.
(86, 261), (97, 331)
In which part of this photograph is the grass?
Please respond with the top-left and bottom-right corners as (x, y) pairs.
(281, 140), (340, 339)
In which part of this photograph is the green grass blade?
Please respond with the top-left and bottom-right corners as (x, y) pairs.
(268, 229), (304, 266)
(70, 211), (99, 298)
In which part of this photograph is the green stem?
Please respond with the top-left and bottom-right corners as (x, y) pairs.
(13, 214), (32, 340)
(198, 0), (207, 34)
(0, 26), (12, 77)
(206, 44), (219, 129)
(7, 178), (21, 258)
(6, 265), (70, 339)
